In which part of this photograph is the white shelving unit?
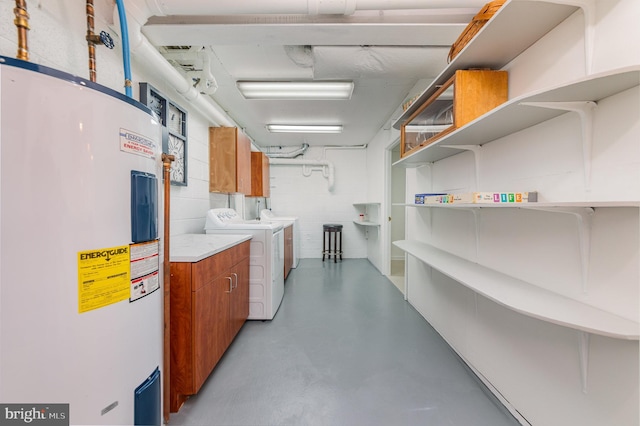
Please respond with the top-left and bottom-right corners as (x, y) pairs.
(395, 201), (640, 208)
(391, 0), (639, 421)
(353, 202), (381, 227)
(394, 240), (639, 340)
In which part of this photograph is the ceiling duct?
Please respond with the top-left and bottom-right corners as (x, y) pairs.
(127, 0), (488, 22)
(284, 45), (314, 68)
(313, 45), (449, 79)
(265, 143), (309, 158)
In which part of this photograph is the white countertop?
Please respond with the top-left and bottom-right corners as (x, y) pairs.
(170, 233), (252, 263)
(265, 218), (295, 227)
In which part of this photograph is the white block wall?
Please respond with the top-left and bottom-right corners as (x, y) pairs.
(268, 146), (368, 259)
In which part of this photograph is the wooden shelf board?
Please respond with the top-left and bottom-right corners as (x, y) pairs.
(394, 240), (639, 340)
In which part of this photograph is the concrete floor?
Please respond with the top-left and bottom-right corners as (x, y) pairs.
(168, 259), (520, 426)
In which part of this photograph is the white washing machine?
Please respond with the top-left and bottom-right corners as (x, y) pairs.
(261, 209), (300, 268)
(205, 208), (284, 320)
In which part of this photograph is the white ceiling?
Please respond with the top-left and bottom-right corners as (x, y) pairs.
(139, 3), (489, 148)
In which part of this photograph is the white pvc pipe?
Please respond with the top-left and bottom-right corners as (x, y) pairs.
(269, 158), (335, 191)
(129, 0), (486, 19)
(118, 11), (234, 126)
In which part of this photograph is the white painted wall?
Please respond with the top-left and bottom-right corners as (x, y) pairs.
(268, 146), (368, 259)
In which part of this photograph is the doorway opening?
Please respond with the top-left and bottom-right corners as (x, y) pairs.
(386, 140), (406, 295)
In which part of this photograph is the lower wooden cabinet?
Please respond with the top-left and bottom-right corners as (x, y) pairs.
(169, 241), (250, 412)
(284, 224), (293, 279)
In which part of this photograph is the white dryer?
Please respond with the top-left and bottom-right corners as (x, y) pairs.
(205, 208), (284, 320)
(261, 209), (300, 268)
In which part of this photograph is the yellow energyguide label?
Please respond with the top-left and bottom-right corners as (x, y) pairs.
(78, 245), (130, 313)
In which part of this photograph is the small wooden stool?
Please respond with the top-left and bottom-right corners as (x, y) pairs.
(322, 224), (343, 262)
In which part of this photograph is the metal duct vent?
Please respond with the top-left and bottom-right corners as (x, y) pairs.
(160, 46), (218, 94)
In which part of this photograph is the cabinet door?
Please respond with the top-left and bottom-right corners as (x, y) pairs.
(192, 274), (231, 392)
(284, 225), (293, 279)
(209, 127), (252, 195)
(236, 131), (252, 195)
(229, 257), (250, 340)
(249, 151), (270, 197)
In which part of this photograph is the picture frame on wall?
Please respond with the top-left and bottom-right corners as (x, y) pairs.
(140, 83), (188, 186)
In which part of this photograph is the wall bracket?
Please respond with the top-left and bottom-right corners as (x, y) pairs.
(519, 101), (597, 192)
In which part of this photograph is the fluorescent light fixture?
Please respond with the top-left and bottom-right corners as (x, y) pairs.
(266, 124), (343, 134)
(237, 81), (354, 100)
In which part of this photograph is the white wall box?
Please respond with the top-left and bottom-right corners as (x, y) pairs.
(392, 1), (640, 425)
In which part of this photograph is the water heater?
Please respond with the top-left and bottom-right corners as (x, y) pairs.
(0, 56), (163, 425)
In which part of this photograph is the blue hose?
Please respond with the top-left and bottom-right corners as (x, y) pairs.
(114, 0), (133, 98)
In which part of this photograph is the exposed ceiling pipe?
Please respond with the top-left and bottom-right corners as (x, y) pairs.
(119, 11), (234, 126)
(13, 0), (29, 61)
(265, 143), (309, 158)
(134, 0), (486, 16)
(269, 158), (335, 191)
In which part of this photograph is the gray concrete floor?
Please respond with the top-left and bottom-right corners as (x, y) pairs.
(168, 259), (520, 426)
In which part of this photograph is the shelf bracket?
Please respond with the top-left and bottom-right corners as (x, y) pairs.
(519, 101), (597, 192)
(579, 331), (590, 394)
(440, 145), (481, 190)
(457, 208), (482, 260)
(521, 206), (594, 293)
(536, 0), (596, 74)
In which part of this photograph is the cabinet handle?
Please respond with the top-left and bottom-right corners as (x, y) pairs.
(225, 276), (232, 293)
(231, 273), (238, 289)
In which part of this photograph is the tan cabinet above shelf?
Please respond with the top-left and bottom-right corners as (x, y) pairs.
(401, 69), (507, 158)
(209, 127), (252, 195)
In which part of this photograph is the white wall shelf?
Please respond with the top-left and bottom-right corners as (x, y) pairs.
(394, 66), (640, 168)
(395, 201), (640, 208)
(353, 220), (379, 227)
(353, 203), (381, 227)
(393, 239), (639, 340)
(393, 0), (580, 129)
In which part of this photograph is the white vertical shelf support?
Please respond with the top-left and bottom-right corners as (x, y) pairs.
(524, 206), (594, 293)
(519, 101), (597, 192)
(537, 0), (596, 74)
(579, 331), (590, 394)
(440, 145), (481, 190)
(458, 208), (482, 259)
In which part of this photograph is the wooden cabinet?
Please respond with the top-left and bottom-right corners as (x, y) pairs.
(284, 224), (293, 279)
(169, 241), (250, 412)
(401, 69), (507, 158)
(249, 151), (270, 197)
(209, 127), (252, 194)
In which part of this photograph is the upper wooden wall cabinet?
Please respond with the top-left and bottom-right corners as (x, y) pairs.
(401, 69), (507, 158)
(209, 127), (252, 194)
(249, 151), (270, 198)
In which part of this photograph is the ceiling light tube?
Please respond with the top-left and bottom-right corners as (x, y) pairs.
(237, 81), (354, 100)
(266, 124), (343, 133)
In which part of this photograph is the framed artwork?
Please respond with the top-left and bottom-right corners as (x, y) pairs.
(140, 83), (188, 186)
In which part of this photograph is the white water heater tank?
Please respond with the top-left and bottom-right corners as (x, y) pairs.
(0, 56), (164, 425)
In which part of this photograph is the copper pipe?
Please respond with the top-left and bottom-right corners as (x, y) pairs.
(14, 0), (29, 61)
(86, 0), (97, 82)
(161, 153), (174, 424)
